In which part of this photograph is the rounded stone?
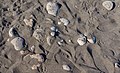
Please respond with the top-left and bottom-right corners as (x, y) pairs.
(46, 2), (59, 16)
(62, 64), (71, 71)
(50, 26), (56, 31)
(50, 31), (55, 37)
(11, 37), (25, 51)
(102, 1), (113, 10)
(60, 18), (69, 26)
(77, 34), (87, 46)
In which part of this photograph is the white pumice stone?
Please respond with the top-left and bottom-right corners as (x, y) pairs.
(46, 2), (59, 16)
(50, 31), (55, 36)
(102, 1), (113, 10)
(60, 18), (69, 26)
(115, 63), (120, 68)
(50, 26), (56, 31)
(77, 34), (87, 46)
(62, 64), (71, 71)
(87, 36), (96, 44)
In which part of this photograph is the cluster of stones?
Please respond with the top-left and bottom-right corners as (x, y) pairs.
(8, 0), (116, 71)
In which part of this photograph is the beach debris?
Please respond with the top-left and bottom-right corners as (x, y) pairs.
(115, 62), (120, 68)
(60, 18), (69, 26)
(11, 37), (25, 51)
(9, 27), (18, 37)
(46, 2), (60, 16)
(102, 1), (114, 10)
(46, 36), (55, 46)
(33, 28), (45, 41)
(87, 36), (96, 44)
(30, 54), (45, 62)
(62, 64), (71, 71)
(77, 34), (87, 46)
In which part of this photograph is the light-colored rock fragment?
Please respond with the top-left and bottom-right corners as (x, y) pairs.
(31, 65), (38, 70)
(30, 45), (35, 52)
(102, 1), (113, 10)
(30, 54), (45, 62)
(115, 63), (120, 68)
(24, 18), (33, 27)
(11, 37), (25, 51)
(62, 65), (71, 71)
(50, 31), (55, 36)
(87, 36), (96, 44)
(31, 64), (40, 70)
(20, 50), (25, 55)
(46, 2), (59, 16)
(33, 29), (45, 41)
(60, 18), (69, 26)
(50, 26), (56, 31)
(58, 21), (62, 25)
(57, 40), (64, 46)
(77, 34), (87, 46)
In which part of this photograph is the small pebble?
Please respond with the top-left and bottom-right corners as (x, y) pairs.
(57, 40), (64, 46)
(62, 65), (71, 71)
(24, 18), (34, 27)
(102, 1), (114, 10)
(11, 37), (25, 51)
(115, 63), (120, 68)
(60, 18), (69, 26)
(58, 21), (62, 25)
(31, 65), (38, 70)
(30, 45), (35, 52)
(30, 54), (45, 62)
(77, 34), (87, 46)
(20, 50), (25, 55)
(46, 2), (60, 16)
(50, 31), (55, 37)
(9, 27), (18, 37)
(87, 36), (96, 44)
(33, 29), (44, 41)
(50, 26), (56, 31)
